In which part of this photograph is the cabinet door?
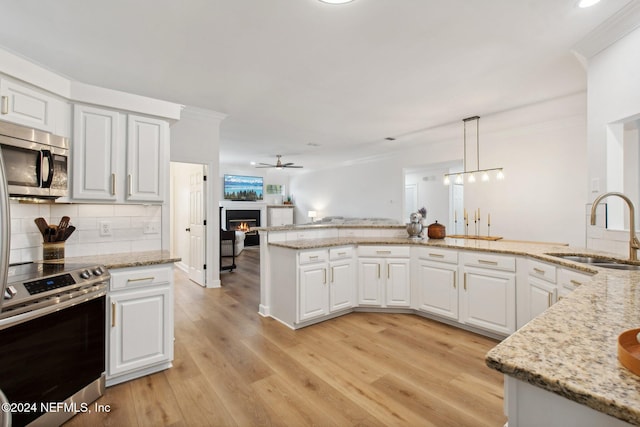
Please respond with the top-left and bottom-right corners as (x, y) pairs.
(416, 260), (458, 320)
(298, 263), (329, 322)
(527, 277), (557, 322)
(358, 258), (383, 306)
(73, 105), (120, 200)
(108, 286), (173, 377)
(127, 114), (168, 202)
(329, 259), (355, 312)
(461, 268), (516, 336)
(0, 79), (54, 132)
(386, 258), (411, 307)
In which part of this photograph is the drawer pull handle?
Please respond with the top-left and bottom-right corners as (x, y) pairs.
(548, 292), (552, 307)
(377, 264), (381, 278)
(337, 252), (347, 256)
(464, 273), (467, 291)
(429, 253), (445, 258)
(533, 268), (545, 275)
(111, 302), (116, 327)
(111, 173), (116, 196)
(127, 276), (155, 283)
(127, 174), (132, 197)
(1, 96), (8, 114)
(478, 259), (498, 266)
(309, 256), (319, 260)
(570, 279), (583, 286)
(453, 271), (456, 289)
(324, 268), (327, 285)
(330, 267), (334, 283)
(376, 250), (392, 255)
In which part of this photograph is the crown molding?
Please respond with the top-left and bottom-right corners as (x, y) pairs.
(572, 0), (640, 61)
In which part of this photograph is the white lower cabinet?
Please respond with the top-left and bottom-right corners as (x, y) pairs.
(270, 242), (591, 338)
(415, 248), (459, 320)
(357, 246), (411, 307)
(527, 277), (557, 320)
(297, 247), (355, 323)
(329, 249), (356, 311)
(298, 261), (329, 321)
(461, 252), (516, 336)
(106, 264), (174, 386)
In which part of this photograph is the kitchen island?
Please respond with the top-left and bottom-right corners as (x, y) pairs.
(258, 224), (640, 426)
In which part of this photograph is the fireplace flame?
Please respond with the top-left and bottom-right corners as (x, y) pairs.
(237, 222), (251, 232)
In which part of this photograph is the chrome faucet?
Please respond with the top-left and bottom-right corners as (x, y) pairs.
(590, 192), (640, 261)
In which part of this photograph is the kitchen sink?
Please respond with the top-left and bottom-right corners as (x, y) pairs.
(547, 254), (640, 270)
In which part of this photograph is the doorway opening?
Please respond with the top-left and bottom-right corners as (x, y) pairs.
(170, 162), (207, 287)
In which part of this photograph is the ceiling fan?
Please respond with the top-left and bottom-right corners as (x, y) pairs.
(255, 155), (303, 169)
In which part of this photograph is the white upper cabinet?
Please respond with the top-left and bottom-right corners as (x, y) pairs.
(0, 77), (69, 136)
(73, 105), (120, 200)
(126, 114), (168, 202)
(72, 107), (168, 203)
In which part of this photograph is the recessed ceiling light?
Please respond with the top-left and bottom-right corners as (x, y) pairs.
(578, 0), (600, 8)
(319, 0), (355, 4)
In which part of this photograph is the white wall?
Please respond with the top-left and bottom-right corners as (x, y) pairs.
(586, 25), (640, 256)
(404, 166), (451, 227)
(291, 93), (588, 246)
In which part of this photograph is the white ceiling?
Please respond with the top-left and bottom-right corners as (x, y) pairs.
(0, 0), (632, 170)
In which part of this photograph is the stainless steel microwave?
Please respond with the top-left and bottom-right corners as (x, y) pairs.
(0, 121), (68, 199)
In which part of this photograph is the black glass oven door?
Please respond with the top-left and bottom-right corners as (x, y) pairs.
(0, 297), (105, 426)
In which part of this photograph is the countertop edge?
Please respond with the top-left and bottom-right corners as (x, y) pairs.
(59, 250), (181, 270)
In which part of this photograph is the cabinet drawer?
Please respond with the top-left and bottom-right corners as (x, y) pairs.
(415, 247), (458, 264)
(110, 265), (172, 291)
(462, 252), (516, 272)
(558, 268), (592, 291)
(528, 259), (557, 283)
(299, 249), (328, 265)
(357, 245), (410, 258)
(329, 246), (353, 260)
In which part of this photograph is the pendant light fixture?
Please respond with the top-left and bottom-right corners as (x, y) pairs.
(443, 116), (504, 185)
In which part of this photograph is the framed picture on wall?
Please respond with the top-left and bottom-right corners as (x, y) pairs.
(266, 184), (283, 195)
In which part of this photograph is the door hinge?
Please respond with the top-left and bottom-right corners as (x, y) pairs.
(203, 264), (207, 270)
(203, 175), (207, 181)
(203, 220), (206, 226)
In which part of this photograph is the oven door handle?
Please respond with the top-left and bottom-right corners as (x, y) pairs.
(0, 289), (106, 331)
(0, 388), (10, 427)
(41, 149), (54, 189)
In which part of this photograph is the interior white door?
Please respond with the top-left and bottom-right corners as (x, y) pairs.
(188, 168), (205, 286)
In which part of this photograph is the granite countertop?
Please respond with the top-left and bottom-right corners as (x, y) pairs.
(269, 235), (640, 424)
(60, 250), (180, 270)
(256, 223), (406, 232)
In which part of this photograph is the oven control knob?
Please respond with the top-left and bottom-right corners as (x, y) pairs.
(80, 270), (91, 279)
(93, 267), (104, 276)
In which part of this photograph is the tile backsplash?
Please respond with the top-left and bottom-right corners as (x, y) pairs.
(9, 200), (162, 264)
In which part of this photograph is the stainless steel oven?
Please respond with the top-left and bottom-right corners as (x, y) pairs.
(0, 262), (109, 426)
(0, 121), (68, 199)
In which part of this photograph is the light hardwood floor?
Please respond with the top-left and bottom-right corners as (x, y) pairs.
(66, 247), (507, 426)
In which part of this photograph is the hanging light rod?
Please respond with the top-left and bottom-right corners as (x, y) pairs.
(444, 116), (505, 185)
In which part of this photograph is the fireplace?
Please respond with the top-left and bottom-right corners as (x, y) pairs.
(226, 209), (261, 246)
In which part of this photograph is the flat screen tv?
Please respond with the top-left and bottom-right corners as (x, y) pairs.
(223, 174), (264, 201)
